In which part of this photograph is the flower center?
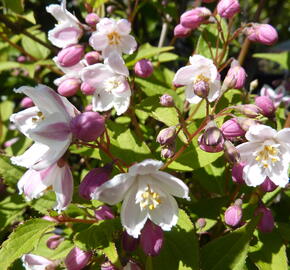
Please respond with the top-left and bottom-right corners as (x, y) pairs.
(31, 111), (45, 123)
(104, 76), (123, 93)
(107, 31), (121, 45)
(194, 74), (210, 84)
(139, 185), (161, 211)
(255, 144), (280, 168)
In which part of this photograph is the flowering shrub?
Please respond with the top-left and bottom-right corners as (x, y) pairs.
(0, 0), (289, 269)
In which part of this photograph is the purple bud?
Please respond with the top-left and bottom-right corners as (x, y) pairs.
(224, 140), (240, 164)
(224, 60), (247, 89)
(57, 45), (84, 67)
(122, 231), (139, 252)
(255, 96), (276, 118)
(64, 247), (92, 270)
(46, 235), (63, 250)
(224, 205), (242, 227)
(260, 177), (277, 192)
(160, 94), (174, 107)
(134, 59), (154, 78)
(161, 144), (175, 159)
(156, 126), (176, 145)
(80, 82), (96, 95)
(140, 220), (164, 256)
(57, 78), (80, 97)
(180, 7), (211, 29)
(79, 164), (112, 200)
(84, 51), (102, 65)
(236, 104), (261, 118)
(20, 97), (34, 108)
(196, 218), (206, 229)
(193, 80), (210, 98)
(232, 162), (246, 184)
(198, 134), (224, 153)
(94, 205), (115, 220)
(85, 13), (100, 27)
(174, 24), (191, 38)
(245, 24), (278, 46)
(70, 112), (105, 142)
(217, 0), (240, 19)
(17, 55), (27, 63)
(221, 118), (246, 139)
(255, 205), (274, 233)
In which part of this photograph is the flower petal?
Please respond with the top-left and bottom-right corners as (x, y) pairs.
(243, 162), (266, 186)
(236, 142), (259, 161)
(81, 64), (114, 87)
(276, 128), (290, 145)
(92, 90), (114, 112)
(117, 19), (132, 35)
(105, 52), (129, 77)
(89, 32), (109, 51)
(96, 18), (116, 34)
(120, 35), (137, 55)
(207, 79), (221, 102)
(245, 124), (276, 142)
(113, 95), (130, 115)
(128, 159), (163, 176)
(173, 66), (197, 86)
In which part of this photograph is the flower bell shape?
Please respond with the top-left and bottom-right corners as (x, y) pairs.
(22, 254), (58, 270)
(217, 0), (240, 19)
(46, 0), (83, 48)
(134, 59), (154, 78)
(223, 60), (247, 90)
(255, 96), (276, 118)
(260, 84), (290, 109)
(91, 159), (189, 238)
(89, 18), (137, 58)
(245, 23), (278, 46)
(64, 247), (92, 270)
(81, 52), (131, 115)
(173, 55), (221, 104)
(180, 7), (211, 29)
(237, 124), (290, 187)
(10, 84), (77, 170)
(18, 161), (73, 211)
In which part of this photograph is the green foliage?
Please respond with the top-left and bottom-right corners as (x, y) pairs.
(253, 52), (290, 70)
(2, 0), (24, 13)
(0, 156), (24, 186)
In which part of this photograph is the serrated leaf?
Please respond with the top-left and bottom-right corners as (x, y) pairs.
(102, 242), (121, 268)
(0, 155), (25, 185)
(253, 52), (290, 70)
(0, 219), (54, 270)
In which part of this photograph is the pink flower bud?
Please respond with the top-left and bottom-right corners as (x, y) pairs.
(79, 164), (112, 200)
(85, 104), (93, 111)
(196, 218), (206, 229)
(134, 59), (154, 78)
(57, 45), (84, 67)
(17, 55), (27, 63)
(193, 79), (210, 98)
(245, 24), (278, 46)
(255, 96), (276, 118)
(94, 205), (115, 220)
(46, 235), (63, 250)
(198, 134), (224, 153)
(140, 220), (164, 256)
(20, 97), (34, 108)
(122, 231), (139, 252)
(156, 126), (176, 145)
(236, 104), (261, 118)
(217, 0), (240, 19)
(221, 118), (246, 139)
(260, 177), (277, 192)
(85, 13), (100, 27)
(174, 24), (191, 38)
(84, 51), (102, 65)
(57, 78), (80, 97)
(180, 7), (211, 29)
(160, 94), (174, 107)
(255, 205), (274, 233)
(224, 205), (242, 227)
(224, 140), (240, 164)
(70, 112), (105, 142)
(64, 247), (92, 270)
(106, 5), (116, 14)
(161, 144), (175, 159)
(80, 82), (96, 95)
(232, 162), (246, 184)
(224, 60), (247, 89)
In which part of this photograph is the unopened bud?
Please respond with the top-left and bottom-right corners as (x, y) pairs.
(160, 94), (174, 107)
(122, 231), (139, 252)
(95, 205), (115, 220)
(193, 79), (209, 98)
(64, 247), (92, 270)
(224, 205), (242, 227)
(245, 23), (278, 46)
(70, 112), (105, 142)
(174, 24), (191, 38)
(224, 60), (247, 89)
(46, 235), (63, 250)
(255, 205), (274, 233)
(161, 144), (175, 159)
(80, 82), (96, 95)
(85, 13), (100, 27)
(255, 96), (276, 118)
(85, 104), (93, 111)
(134, 59), (154, 78)
(196, 218), (206, 229)
(57, 78), (80, 97)
(17, 55), (27, 63)
(157, 127), (176, 145)
(123, 260), (142, 270)
(232, 162), (246, 184)
(217, 0), (240, 19)
(84, 51), (102, 65)
(260, 177), (277, 192)
(221, 118), (246, 139)
(180, 7), (212, 29)
(236, 104), (261, 118)
(236, 117), (259, 132)
(224, 140), (240, 164)
(249, 79), (258, 91)
(20, 97), (34, 108)
(57, 45), (84, 67)
(106, 5), (116, 14)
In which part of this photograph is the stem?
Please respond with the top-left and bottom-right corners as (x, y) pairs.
(158, 14), (171, 48)
(57, 217), (98, 224)
(127, 108), (144, 141)
(186, 100), (203, 122)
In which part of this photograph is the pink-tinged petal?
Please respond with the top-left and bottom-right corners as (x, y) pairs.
(53, 56), (85, 76)
(117, 19), (132, 35)
(153, 171), (189, 199)
(276, 128), (290, 145)
(120, 35), (137, 55)
(243, 162), (266, 186)
(92, 90), (114, 112)
(236, 142), (259, 161)
(128, 159), (163, 176)
(121, 184), (148, 238)
(113, 95), (130, 115)
(22, 254), (55, 268)
(52, 163), (73, 211)
(245, 124), (276, 142)
(92, 173), (135, 205)
(113, 80), (131, 96)
(173, 66), (197, 86)
(185, 84), (202, 104)
(89, 32), (109, 51)
(81, 64), (114, 87)
(96, 18), (116, 33)
(207, 79), (221, 102)
(102, 45), (122, 58)
(105, 52), (129, 77)
(149, 193), (179, 231)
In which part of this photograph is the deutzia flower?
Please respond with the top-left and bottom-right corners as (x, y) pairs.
(91, 159), (189, 238)
(22, 254), (58, 270)
(46, 0), (83, 48)
(173, 54), (221, 104)
(89, 18), (137, 58)
(237, 124), (290, 187)
(260, 84), (290, 109)
(18, 161), (73, 211)
(81, 52), (131, 115)
(10, 84), (77, 170)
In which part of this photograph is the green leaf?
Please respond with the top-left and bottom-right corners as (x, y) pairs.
(0, 219), (54, 270)
(0, 156), (25, 186)
(2, 0), (24, 13)
(253, 52), (290, 70)
(201, 216), (259, 270)
(0, 100), (15, 143)
(0, 62), (21, 73)
(29, 191), (56, 214)
(153, 210), (199, 270)
(87, 0), (109, 8)
(157, 52), (179, 63)
(103, 242), (121, 268)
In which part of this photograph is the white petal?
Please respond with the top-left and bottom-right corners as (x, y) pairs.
(116, 19), (132, 35)
(236, 142), (259, 161)
(97, 18), (116, 34)
(22, 254), (54, 269)
(243, 162), (266, 186)
(173, 66), (197, 86)
(207, 79), (221, 102)
(276, 128), (290, 145)
(89, 32), (109, 51)
(245, 124), (277, 142)
(53, 56), (84, 76)
(268, 164), (289, 187)
(92, 90), (114, 112)
(81, 64), (114, 87)
(92, 173), (135, 205)
(128, 159), (163, 176)
(185, 84), (202, 104)
(120, 35), (137, 55)
(153, 171), (189, 199)
(105, 52), (129, 77)
(121, 184), (148, 238)
(102, 45), (122, 59)
(113, 95), (131, 115)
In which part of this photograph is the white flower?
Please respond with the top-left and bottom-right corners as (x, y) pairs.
(22, 254), (57, 270)
(81, 52), (131, 115)
(46, 0), (83, 48)
(10, 84), (78, 170)
(173, 54), (221, 104)
(89, 18), (137, 58)
(91, 159), (189, 238)
(260, 84), (290, 109)
(237, 124), (290, 187)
